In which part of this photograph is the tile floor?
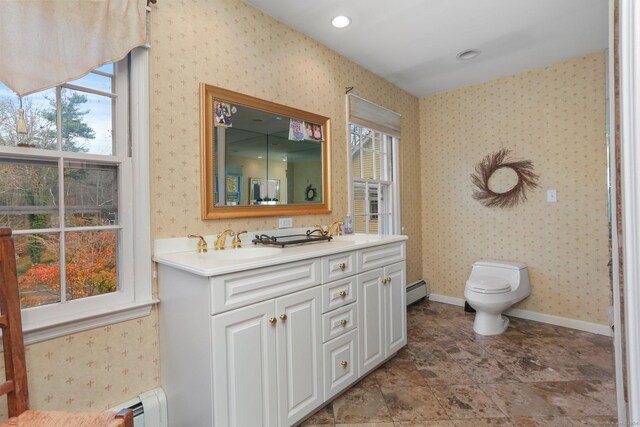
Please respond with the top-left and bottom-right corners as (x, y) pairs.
(300, 299), (618, 427)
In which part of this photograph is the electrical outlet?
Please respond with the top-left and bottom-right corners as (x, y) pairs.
(278, 217), (293, 228)
(547, 189), (557, 203)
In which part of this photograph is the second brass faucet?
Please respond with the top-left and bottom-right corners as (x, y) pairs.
(215, 229), (235, 250)
(327, 221), (344, 237)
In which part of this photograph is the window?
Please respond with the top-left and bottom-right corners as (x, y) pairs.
(347, 95), (401, 235)
(0, 49), (153, 342)
(349, 124), (399, 234)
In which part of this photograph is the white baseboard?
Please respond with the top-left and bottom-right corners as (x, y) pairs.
(428, 294), (612, 336)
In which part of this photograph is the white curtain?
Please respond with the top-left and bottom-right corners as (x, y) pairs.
(0, 0), (147, 97)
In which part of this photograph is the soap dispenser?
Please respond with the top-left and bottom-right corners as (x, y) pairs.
(343, 214), (354, 234)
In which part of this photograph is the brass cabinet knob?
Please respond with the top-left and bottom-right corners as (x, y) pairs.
(338, 290), (348, 298)
(339, 319), (348, 327)
(279, 314), (287, 321)
(268, 317), (277, 325)
(383, 277), (391, 285)
(340, 360), (348, 368)
(338, 262), (347, 271)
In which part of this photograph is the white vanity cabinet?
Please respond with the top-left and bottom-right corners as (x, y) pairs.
(212, 286), (322, 427)
(155, 235), (407, 427)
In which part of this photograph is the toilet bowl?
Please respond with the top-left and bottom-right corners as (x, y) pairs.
(464, 259), (530, 336)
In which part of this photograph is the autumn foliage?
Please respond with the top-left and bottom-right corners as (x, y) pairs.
(18, 231), (117, 308)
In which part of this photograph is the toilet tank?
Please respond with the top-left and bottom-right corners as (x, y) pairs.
(469, 259), (528, 289)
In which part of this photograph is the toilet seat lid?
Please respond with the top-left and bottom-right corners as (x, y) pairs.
(466, 277), (511, 294)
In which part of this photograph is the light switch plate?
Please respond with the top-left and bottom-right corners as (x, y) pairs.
(278, 217), (293, 228)
(547, 189), (557, 203)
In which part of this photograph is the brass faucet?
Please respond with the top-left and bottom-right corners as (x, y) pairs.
(327, 221), (344, 237)
(215, 229), (235, 250)
(187, 234), (208, 253)
(232, 230), (247, 248)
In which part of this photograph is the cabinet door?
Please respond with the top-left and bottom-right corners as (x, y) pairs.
(384, 261), (407, 356)
(358, 268), (385, 375)
(212, 300), (278, 427)
(275, 287), (323, 427)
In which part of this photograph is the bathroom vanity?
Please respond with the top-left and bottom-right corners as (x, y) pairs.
(154, 233), (407, 427)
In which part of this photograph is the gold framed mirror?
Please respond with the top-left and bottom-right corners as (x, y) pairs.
(200, 84), (332, 219)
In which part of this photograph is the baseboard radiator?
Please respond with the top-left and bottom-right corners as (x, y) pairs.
(111, 387), (168, 427)
(406, 279), (428, 305)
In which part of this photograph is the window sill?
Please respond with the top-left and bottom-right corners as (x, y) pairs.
(23, 299), (159, 346)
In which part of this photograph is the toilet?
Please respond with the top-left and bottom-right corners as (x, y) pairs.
(464, 259), (530, 336)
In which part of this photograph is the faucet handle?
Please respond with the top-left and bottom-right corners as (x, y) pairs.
(232, 230), (247, 248)
(187, 234), (208, 253)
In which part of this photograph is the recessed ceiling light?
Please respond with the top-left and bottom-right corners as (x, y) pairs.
(456, 49), (481, 61)
(331, 15), (351, 28)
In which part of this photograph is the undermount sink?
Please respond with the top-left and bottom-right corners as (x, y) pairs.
(202, 246), (283, 260)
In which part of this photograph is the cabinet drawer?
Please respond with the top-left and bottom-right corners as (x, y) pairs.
(358, 242), (405, 273)
(322, 251), (357, 282)
(210, 258), (321, 314)
(323, 329), (359, 401)
(321, 276), (357, 313)
(322, 302), (357, 343)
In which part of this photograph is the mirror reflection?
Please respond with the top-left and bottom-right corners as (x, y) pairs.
(200, 84), (331, 219)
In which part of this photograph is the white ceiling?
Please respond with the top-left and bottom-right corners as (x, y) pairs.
(244, 0), (609, 97)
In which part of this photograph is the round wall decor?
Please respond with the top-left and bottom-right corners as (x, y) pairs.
(304, 184), (317, 201)
(471, 148), (539, 208)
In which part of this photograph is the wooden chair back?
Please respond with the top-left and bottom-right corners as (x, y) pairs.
(0, 227), (29, 417)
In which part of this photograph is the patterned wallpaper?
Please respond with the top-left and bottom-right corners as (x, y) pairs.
(420, 52), (610, 324)
(1, 0), (423, 417)
(147, 0), (422, 283)
(0, 308), (159, 419)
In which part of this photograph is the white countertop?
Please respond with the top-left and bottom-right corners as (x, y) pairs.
(153, 232), (408, 277)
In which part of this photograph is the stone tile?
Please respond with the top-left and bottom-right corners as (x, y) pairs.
(335, 424), (394, 427)
(452, 418), (516, 426)
(320, 300), (617, 427)
(408, 342), (451, 366)
(556, 338), (614, 360)
(537, 355), (614, 381)
(300, 405), (335, 426)
(380, 386), (449, 422)
(394, 421), (456, 427)
(458, 357), (521, 384)
(333, 385), (393, 424)
(430, 384), (506, 420)
(355, 372), (381, 390)
(480, 383), (562, 418)
(417, 359), (476, 386)
(494, 355), (570, 383)
(528, 381), (617, 417)
(568, 416), (619, 426)
(506, 337), (574, 358)
(369, 358), (429, 387)
(512, 417), (577, 427)
(480, 339), (535, 358)
(438, 339), (492, 360)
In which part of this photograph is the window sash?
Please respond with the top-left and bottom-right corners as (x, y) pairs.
(0, 56), (134, 316)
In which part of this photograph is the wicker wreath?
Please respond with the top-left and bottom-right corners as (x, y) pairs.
(471, 149), (539, 208)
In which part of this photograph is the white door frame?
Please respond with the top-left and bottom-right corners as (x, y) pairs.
(619, 0), (640, 422)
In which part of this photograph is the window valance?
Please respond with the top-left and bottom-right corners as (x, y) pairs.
(347, 94), (402, 138)
(0, 0), (147, 97)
